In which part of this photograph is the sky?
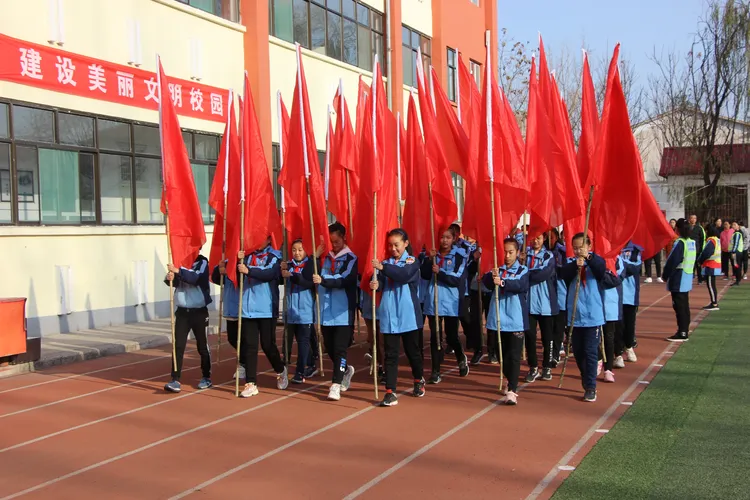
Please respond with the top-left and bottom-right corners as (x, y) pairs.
(497, 0), (706, 85)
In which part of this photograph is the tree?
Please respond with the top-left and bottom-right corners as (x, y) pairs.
(646, 0), (750, 221)
(497, 28), (532, 128)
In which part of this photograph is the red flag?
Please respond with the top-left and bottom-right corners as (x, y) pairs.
(157, 58), (206, 268)
(402, 93), (432, 251)
(277, 93), (303, 246)
(208, 89), (241, 274)
(458, 56), (483, 239)
(329, 81), (360, 235)
(278, 46), (331, 257)
(241, 72), (283, 252)
(352, 59), (398, 290)
(355, 76), (370, 154)
(590, 45), (641, 259)
(431, 67), (468, 179)
(476, 44), (506, 274)
(631, 139), (674, 259)
(526, 58), (553, 240)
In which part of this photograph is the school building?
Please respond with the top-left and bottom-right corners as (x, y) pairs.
(0, 0), (497, 337)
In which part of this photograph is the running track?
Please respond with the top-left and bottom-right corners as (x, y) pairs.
(0, 282), (717, 499)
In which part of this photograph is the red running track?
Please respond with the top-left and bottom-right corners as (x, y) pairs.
(0, 282), (718, 500)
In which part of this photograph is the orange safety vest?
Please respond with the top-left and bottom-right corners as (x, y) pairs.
(702, 236), (721, 269)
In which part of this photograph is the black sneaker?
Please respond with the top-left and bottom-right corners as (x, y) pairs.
(427, 372), (442, 384)
(459, 354), (470, 377)
(446, 347), (455, 355)
(730, 282), (740, 287)
(381, 391), (398, 407)
(470, 350), (484, 366)
(583, 389), (597, 402)
(413, 378), (426, 397)
(489, 354), (499, 365)
(304, 366), (319, 379)
(378, 366), (386, 385)
(291, 373), (305, 384)
(667, 332), (689, 342)
(525, 367), (540, 383)
(541, 368), (553, 381)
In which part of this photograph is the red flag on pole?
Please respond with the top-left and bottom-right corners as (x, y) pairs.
(329, 81), (360, 233)
(241, 72), (283, 251)
(402, 92), (432, 251)
(526, 58), (553, 240)
(208, 89), (241, 274)
(158, 57), (206, 268)
(277, 93), (303, 245)
(457, 56), (483, 239)
(355, 76), (370, 153)
(278, 45), (331, 257)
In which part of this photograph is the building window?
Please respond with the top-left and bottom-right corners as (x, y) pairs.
(470, 60), (482, 89)
(470, 0), (479, 5)
(175, 0), (240, 23)
(447, 48), (457, 102)
(271, 0), (385, 72)
(452, 172), (464, 221)
(402, 26), (431, 88)
(0, 100), (219, 226)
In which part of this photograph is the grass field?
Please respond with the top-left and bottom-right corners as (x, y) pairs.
(552, 285), (750, 500)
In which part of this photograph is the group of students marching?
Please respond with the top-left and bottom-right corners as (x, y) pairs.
(160, 215), (715, 408)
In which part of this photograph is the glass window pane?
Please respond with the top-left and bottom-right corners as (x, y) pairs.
(133, 125), (160, 156)
(182, 131), (193, 158)
(402, 47), (413, 87)
(327, 12), (342, 60)
(16, 146), (39, 223)
(79, 153), (96, 223)
(310, 4), (326, 54)
(100, 153), (133, 223)
(135, 157), (163, 223)
(195, 134), (219, 160)
(411, 31), (419, 49)
(39, 148), (80, 224)
(13, 106), (54, 143)
(357, 25), (371, 70)
(0, 103), (8, 139)
(208, 165), (216, 222)
(273, 0), (294, 42)
(371, 12), (382, 32)
(421, 37), (431, 56)
(0, 143), (11, 223)
(293, 0), (309, 48)
(343, 19), (357, 66)
(401, 26), (410, 42)
(327, 0), (340, 12)
(448, 67), (456, 102)
(191, 163), (210, 223)
(59, 114), (95, 147)
(342, 0), (354, 18)
(357, 4), (369, 25)
(98, 119), (131, 152)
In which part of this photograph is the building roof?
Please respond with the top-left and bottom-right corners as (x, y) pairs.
(659, 144), (750, 177)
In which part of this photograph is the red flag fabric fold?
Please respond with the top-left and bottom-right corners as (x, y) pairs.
(330, 84), (360, 235)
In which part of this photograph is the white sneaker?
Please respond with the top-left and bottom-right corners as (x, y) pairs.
(234, 364), (246, 380)
(276, 366), (288, 390)
(240, 383), (259, 398)
(341, 365), (355, 392)
(328, 383), (342, 401)
(614, 355), (626, 369)
(657, 277), (664, 283)
(644, 278), (653, 284)
(625, 348), (637, 362)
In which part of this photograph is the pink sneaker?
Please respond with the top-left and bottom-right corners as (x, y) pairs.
(604, 370), (615, 383)
(504, 391), (518, 405)
(597, 360), (603, 376)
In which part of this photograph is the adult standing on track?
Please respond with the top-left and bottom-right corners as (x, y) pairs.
(729, 221), (745, 286)
(689, 214), (705, 283)
(740, 222), (750, 279)
(720, 221), (734, 280)
(697, 227), (722, 311)
(662, 219), (697, 343)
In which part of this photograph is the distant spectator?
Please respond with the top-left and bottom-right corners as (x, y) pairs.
(720, 221), (735, 279)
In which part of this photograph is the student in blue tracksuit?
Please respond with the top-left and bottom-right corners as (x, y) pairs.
(616, 242), (643, 367)
(421, 226), (471, 384)
(280, 239), (316, 384)
(482, 237), (530, 405)
(560, 233), (608, 403)
(164, 254), (213, 393)
(370, 228), (426, 407)
(211, 258), (245, 380)
(524, 234), (559, 382)
(451, 224), (479, 362)
(417, 246), (430, 357)
(600, 257), (624, 383)
(312, 222), (358, 401)
(548, 229), (568, 362)
(236, 239), (288, 398)
(662, 219), (697, 342)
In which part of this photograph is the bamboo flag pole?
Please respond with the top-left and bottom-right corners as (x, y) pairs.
(396, 111), (403, 227)
(236, 201), (246, 397)
(521, 208), (528, 362)
(371, 57), (380, 401)
(216, 88), (233, 365)
(277, 91), (290, 371)
(484, 37), (504, 391)
(297, 46), (325, 377)
(559, 185), (596, 388)
(429, 183), (441, 353)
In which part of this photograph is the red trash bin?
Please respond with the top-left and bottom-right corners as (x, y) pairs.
(0, 298), (27, 358)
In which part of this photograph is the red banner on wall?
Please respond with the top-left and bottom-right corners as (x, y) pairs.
(0, 33), (228, 123)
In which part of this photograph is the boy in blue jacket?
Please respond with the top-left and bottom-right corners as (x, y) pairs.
(211, 259), (244, 380)
(371, 228), (426, 407)
(421, 226), (471, 384)
(312, 222), (358, 401)
(524, 234), (559, 382)
(662, 219), (697, 342)
(236, 238), (288, 398)
(560, 233), (608, 403)
(482, 237), (530, 405)
(164, 254), (213, 393)
(280, 239), (316, 384)
(615, 242), (643, 367)
(452, 224), (479, 362)
(548, 229), (568, 363)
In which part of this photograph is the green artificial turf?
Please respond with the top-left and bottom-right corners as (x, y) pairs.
(552, 286), (750, 500)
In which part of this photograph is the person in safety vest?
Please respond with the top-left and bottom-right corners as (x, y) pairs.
(697, 227), (722, 311)
(730, 221), (745, 286)
(662, 219), (697, 343)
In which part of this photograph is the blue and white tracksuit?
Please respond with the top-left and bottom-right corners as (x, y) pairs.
(284, 257), (316, 377)
(619, 242), (643, 353)
(525, 246), (559, 370)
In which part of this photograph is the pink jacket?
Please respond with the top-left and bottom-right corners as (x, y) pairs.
(720, 229), (735, 252)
